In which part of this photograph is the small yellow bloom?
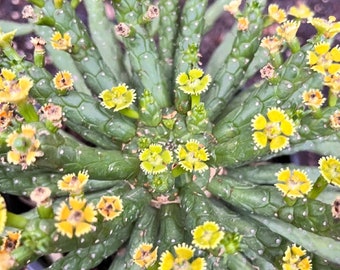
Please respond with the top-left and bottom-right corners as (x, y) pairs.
(302, 89), (326, 110)
(6, 125), (43, 169)
(0, 195), (7, 234)
(176, 140), (209, 172)
(0, 103), (14, 132)
(268, 4), (287, 24)
(192, 221), (224, 250)
(0, 250), (15, 270)
(318, 156), (340, 187)
(324, 73), (340, 96)
(288, 3), (314, 19)
(96, 195), (123, 221)
(308, 16), (340, 39)
(1, 231), (21, 252)
(308, 42), (340, 75)
(260, 36), (283, 54)
(276, 20), (300, 43)
(55, 197), (97, 238)
(99, 83), (136, 111)
(139, 144), (173, 175)
(330, 110), (340, 129)
(58, 170), (89, 195)
(158, 243), (206, 270)
(282, 244), (312, 270)
(237, 17), (249, 31)
(176, 69), (211, 96)
(252, 107), (295, 153)
(132, 243), (158, 268)
(223, 0), (241, 16)
(0, 68), (33, 104)
(50, 31), (72, 51)
(53, 71), (74, 91)
(275, 168), (312, 198)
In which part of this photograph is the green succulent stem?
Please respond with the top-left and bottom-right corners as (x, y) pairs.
(6, 212), (28, 229)
(191, 94), (200, 108)
(120, 108), (140, 119)
(11, 246), (37, 267)
(27, 0), (45, 8)
(37, 205), (54, 219)
(328, 91), (338, 107)
(17, 102), (39, 123)
(288, 37), (301, 54)
(307, 175), (329, 200)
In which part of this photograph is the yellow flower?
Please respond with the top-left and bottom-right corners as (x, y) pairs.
(192, 221), (224, 250)
(55, 197), (97, 238)
(158, 243), (206, 270)
(0, 195), (7, 234)
(282, 244), (312, 270)
(176, 69), (211, 95)
(308, 42), (340, 75)
(0, 103), (14, 132)
(260, 36), (283, 54)
(176, 140), (209, 172)
(0, 68), (33, 104)
(1, 231), (21, 252)
(288, 3), (314, 19)
(96, 195), (123, 221)
(324, 73), (340, 96)
(308, 16), (340, 39)
(275, 168), (312, 198)
(0, 250), (15, 270)
(223, 0), (241, 16)
(330, 110), (340, 129)
(53, 71), (74, 91)
(139, 144), (173, 175)
(6, 125), (43, 169)
(99, 83), (136, 111)
(57, 170), (89, 195)
(252, 107), (295, 153)
(318, 156), (340, 187)
(302, 89), (326, 110)
(50, 31), (72, 51)
(268, 4), (287, 24)
(132, 243), (158, 268)
(237, 17), (249, 31)
(276, 20), (300, 43)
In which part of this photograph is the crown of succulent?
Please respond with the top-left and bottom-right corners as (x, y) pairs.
(99, 83), (136, 111)
(0, 103), (14, 132)
(282, 244), (312, 270)
(176, 139), (209, 173)
(176, 68), (211, 96)
(158, 243), (206, 270)
(55, 197), (97, 238)
(308, 42), (340, 75)
(302, 89), (326, 110)
(308, 16), (340, 38)
(1, 231), (21, 252)
(318, 156), (340, 187)
(6, 125), (43, 169)
(50, 31), (72, 51)
(268, 4), (287, 24)
(57, 170), (89, 196)
(192, 221), (225, 250)
(53, 71), (74, 91)
(0, 68), (33, 104)
(275, 168), (312, 198)
(0, 195), (7, 234)
(252, 107), (295, 153)
(276, 20), (300, 43)
(132, 243), (158, 268)
(288, 3), (314, 19)
(96, 195), (123, 221)
(139, 144), (173, 175)
(330, 110), (340, 129)
(260, 36), (283, 54)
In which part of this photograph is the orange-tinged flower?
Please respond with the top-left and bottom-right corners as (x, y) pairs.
(50, 31), (72, 51)
(176, 69), (211, 96)
(0, 250), (15, 270)
(1, 231), (21, 252)
(139, 144), (172, 175)
(308, 16), (340, 39)
(58, 170), (89, 195)
(260, 36), (283, 54)
(0, 195), (7, 234)
(275, 168), (312, 198)
(318, 156), (340, 187)
(176, 140), (209, 172)
(252, 107), (295, 153)
(288, 3), (314, 19)
(276, 20), (300, 43)
(0, 103), (13, 132)
(237, 17), (249, 31)
(99, 83), (136, 111)
(53, 71), (73, 91)
(302, 89), (326, 110)
(39, 103), (64, 129)
(324, 73), (340, 96)
(192, 221), (224, 250)
(159, 243), (206, 270)
(55, 197), (97, 238)
(223, 0), (241, 16)
(6, 125), (43, 169)
(96, 195), (123, 221)
(132, 243), (158, 268)
(282, 244), (312, 270)
(308, 42), (340, 75)
(330, 110), (340, 129)
(268, 4), (287, 24)
(0, 68), (33, 104)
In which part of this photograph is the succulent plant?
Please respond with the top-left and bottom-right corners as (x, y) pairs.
(0, 0), (340, 269)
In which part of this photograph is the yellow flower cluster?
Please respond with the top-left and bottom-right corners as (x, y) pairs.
(282, 244), (312, 270)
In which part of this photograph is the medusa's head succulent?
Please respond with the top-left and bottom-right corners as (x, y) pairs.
(0, 0), (340, 269)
